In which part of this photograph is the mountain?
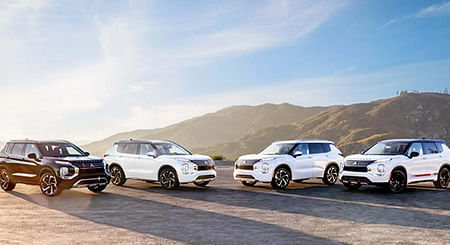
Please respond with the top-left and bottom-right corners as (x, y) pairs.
(197, 93), (450, 159)
(83, 103), (327, 156)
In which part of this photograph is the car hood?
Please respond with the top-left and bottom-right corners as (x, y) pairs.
(345, 154), (405, 162)
(46, 156), (103, 162)
(158, 154), (212, 161)
(238, 154), (289, 161)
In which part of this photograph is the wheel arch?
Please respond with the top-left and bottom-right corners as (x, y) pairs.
(158, 164), (178, 179)
(439, 163), (450, 172)
(391, 165), (408, 181)
(109, 162), (127, 179)
(274, 164), (292, 180)
(39, 166), (57, 177)
(324, 161), (340, 177)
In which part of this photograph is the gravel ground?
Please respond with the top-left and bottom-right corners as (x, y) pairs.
(0, 166), (449, 245)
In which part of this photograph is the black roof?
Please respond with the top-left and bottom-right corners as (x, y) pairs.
(7, 139), (71, 144)
(380, 139), (445, 143)
(114, 139), (172, 144)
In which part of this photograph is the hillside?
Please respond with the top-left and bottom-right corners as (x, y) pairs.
(197, 93), (450, 159)
(83, 103), (327, 156)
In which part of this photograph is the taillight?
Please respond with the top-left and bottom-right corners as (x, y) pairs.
(103, 154), (109, 158)
(339, 153), (344, 157)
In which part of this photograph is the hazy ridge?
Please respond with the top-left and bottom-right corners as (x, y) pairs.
(83, 93), (450, 159)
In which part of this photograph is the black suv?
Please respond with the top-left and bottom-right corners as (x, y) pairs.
(0, 140), (110, 196)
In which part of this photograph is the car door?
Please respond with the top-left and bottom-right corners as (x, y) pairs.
(291, 143), (313, 179)
(421, 142), (440, 180)
(134, 143), (159, 180)
(22, 144), (41, 183)
(8, 143), (32, 182)
(405, 142), (428, 181)
(308, 143), (329, 178)
(119, 143), (140, 178)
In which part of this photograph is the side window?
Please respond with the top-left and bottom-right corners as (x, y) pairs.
(434, 142), (443, 153)
(309, 143), (325, 154)
(117, 144), (125, 153)
(123, 143), (138, 154)
(24, 144), (40, 157)
(322, 143), (331, 153)
(139, 144), (156, 155)
(292, 144), (308, 155)
(407, 143), (423, 156)
(3, 143), (13, 154)
(11, 143), (25, 156)
(423, 142), (438, 155)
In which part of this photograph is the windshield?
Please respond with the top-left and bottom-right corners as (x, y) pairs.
(260, 143), (296, 155)
(364, 142), (409, 156)
(37, 143), (86, 157)
(153, 142), (191, 156)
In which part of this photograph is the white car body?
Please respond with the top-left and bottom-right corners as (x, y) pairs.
(104, 140), (216, 185)
(340, 139), (450, 186)
(233, 140), (344, 187)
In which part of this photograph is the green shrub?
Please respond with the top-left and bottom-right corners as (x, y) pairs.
(210, 154), (224, 161)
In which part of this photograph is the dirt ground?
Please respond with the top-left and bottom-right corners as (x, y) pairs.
(0, 166), (449, 245)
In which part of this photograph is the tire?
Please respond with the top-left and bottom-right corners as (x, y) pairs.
(322, 165), (339, 185)
(159, 167), (179, 190)
(271, 167), (291, 189)
(0, 168), (15, 192)
(88, 184), (107, 193)
(433, 167), (450, 189)
(40, 172), (62, 197)
(343, 182), (361, 190)
(110, 165), (126, 186)
(387, 170), (407, 193)
(194, 181), (210, 187)
(241, 180), (256, 187)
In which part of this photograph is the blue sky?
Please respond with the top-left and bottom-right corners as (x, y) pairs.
(0, 0), (449, 143)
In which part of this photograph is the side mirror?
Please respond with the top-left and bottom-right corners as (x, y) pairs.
(409, 151), (420, 158)
(147, 152), (157, 158)
(293, 151), (303, 157)
(84, 152), (90, 156)
(27, 153), (38, 161)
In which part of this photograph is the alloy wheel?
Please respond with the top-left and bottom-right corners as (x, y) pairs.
(0, 169), (10, 190)
(40, 173), (58, 196)
(274, 169), (290, 189)
(388, 171), (406, 193)
(111, 167), (123, 185)
(326, 166), (338, 184)
(439, 168), (450, 187)
(160, 169), (177, 189)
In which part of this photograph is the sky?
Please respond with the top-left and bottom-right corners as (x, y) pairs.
(0, 0), (449, 144)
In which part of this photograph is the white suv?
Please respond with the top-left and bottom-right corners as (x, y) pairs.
(340, 139), (450, 193)
(233, 140), (344, 189)
(104, 140), (216, 189)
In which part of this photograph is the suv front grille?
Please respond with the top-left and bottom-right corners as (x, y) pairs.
(343, 166), (368, 172)
(71, 160), (104, 169)
(191, 160), (215, 171)
(236, 165), (254, 170)
(235, 174), (255, 179)
(196, 175), (215, 180)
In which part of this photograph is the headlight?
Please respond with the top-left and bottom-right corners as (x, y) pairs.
(261, 163), (270, 174)
(60, 167), (69, 176)
(377, 164), (386, 174)
(176, 158), (191, 163)
(181, 163), (190, 175)
(375, 158), (392, 163)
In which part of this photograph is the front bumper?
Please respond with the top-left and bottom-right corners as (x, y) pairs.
(233, 169), (272, 183)
(339, 170), (388, 185)
(178, 170), (217, 184)
(59, 168), (110, 189)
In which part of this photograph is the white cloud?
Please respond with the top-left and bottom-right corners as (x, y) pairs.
(416, 1), (450, 17)
(0, 0), (349, 143)
(382, 1), (450, 27)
